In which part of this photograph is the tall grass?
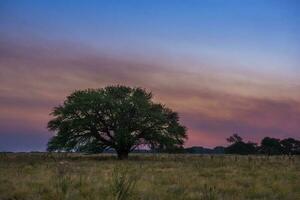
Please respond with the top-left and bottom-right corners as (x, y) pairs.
(0, 153), (299, 200)
(55, 161), (72, 198)
(109, 164), (140, 200)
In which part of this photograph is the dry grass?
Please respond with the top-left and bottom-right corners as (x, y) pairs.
(0, 153), (299, 200)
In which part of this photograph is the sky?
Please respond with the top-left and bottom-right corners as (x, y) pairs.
(0, 0), (300, 151)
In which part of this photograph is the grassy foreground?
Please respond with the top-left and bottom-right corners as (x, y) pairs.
(0, 153), (299, 200)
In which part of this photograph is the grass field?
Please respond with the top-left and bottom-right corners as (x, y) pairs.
(0, 153), (299, 200)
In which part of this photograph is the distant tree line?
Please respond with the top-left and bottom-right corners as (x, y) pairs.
(224, 134), (300, 155)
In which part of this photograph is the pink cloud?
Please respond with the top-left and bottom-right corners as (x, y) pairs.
(1, 37), (299, 150)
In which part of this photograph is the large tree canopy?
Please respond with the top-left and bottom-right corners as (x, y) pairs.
(47, 85), (187, 159)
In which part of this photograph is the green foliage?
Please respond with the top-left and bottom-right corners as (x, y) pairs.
(76, 140), (105, 154)
(47, 85), (187, 159)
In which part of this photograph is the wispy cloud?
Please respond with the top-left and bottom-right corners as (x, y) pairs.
(1, 37), (299, 150)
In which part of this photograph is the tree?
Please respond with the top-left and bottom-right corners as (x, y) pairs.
(225, 134), (257, 155)
(259, 137), (282, 155)
(226, 133), (243, 144)
(47, 85), (187, 159)
(280, 138), (300, 155)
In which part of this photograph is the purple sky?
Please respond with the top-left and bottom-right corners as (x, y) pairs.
(0, 0), (299, 151)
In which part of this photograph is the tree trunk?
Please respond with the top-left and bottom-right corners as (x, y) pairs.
(117, 150), (129, 160)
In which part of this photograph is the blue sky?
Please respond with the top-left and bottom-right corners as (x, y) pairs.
(2, 0), (299, 66)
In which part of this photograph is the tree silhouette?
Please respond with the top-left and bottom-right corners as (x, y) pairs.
(226, 133), (243, 143)
(224, 135), (300, 155)
(47, 85), (187, 159)
(225, 134), (257, 155)
(280, 138), (300, 155)
(259, 137), (282, 155)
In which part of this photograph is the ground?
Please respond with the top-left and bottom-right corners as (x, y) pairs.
(0, 153), (299, 200)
